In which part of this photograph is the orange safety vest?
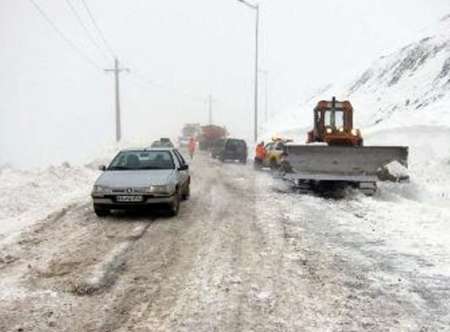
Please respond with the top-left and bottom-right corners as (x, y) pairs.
(255, 144), (266, 160)
(188, 139), (196, 152)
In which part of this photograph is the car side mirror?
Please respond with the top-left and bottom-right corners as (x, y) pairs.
(178, 164), (189, 171)
(98, 165), (106, 171)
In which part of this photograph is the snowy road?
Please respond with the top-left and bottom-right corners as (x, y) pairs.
(0, 154), (449, 331)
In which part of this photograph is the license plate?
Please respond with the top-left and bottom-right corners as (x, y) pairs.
(116, 195), (143, 202)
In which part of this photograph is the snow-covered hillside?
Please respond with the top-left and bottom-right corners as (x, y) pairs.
(347, 14), (450, 130)
(267, 14), (450, 135)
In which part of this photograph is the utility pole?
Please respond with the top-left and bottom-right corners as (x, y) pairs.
(254, 4), (260, 142)
(259, 69), (269, 122)
(105, 58), (129, 142)
(208, 94), (213, 125)
(237, 0), (260, 143)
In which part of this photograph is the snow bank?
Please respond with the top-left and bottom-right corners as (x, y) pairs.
(0, 163), (99, 242)
(365, 125), (450, 208)
(383, 161), (408, 178)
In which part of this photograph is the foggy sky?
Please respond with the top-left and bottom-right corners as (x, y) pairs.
(1, 0), (449, 168)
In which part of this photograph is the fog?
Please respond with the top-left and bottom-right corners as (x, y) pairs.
(1, 0), (449, 168)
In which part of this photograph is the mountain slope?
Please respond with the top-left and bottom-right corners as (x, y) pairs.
(266, 14), (450, 135)
(346, 14), (450, 129)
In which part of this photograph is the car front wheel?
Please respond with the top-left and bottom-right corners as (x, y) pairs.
(94, 205), (110, 217)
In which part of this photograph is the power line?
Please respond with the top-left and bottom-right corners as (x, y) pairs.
(80, 0), (116, 58)
(64, 0), (111, 61)
(28, 0), (102, 70)
(129, 70), (206, 103)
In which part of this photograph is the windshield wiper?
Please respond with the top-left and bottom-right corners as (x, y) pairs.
(108, 166), (131, 170)
(140, 166), (172, 170)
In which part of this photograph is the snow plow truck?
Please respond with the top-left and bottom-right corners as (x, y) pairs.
(281, 97), (409, 195)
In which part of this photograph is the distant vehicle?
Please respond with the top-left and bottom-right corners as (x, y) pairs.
(211, 138), (247, 164)
(181, 123), (201, 138)
(151, 138), (174, 148)
(178, 137), (190, 149)
(263, 138), (292, 169)
(91, 148), (190, 217)
(179, 123), (201, 148)
(210, 139), (226, 159)
(198, 125), (227, 151)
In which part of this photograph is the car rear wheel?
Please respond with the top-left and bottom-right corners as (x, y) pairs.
(182, 183), (190, 200)
(169, 191), (181, 216)
(270, 159), (279, 170)
(94, 205), (110, 217)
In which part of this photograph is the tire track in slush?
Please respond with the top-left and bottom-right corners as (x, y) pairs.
(0, 202), (157, 332)
(95, 164), (218, 332)
(71, 223), (151, 295)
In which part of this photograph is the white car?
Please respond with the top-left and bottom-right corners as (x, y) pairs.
(91, 148), (190, 217)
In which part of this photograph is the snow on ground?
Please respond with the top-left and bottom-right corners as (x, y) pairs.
(367, 125), (450, 207)
(254, 15), (450, 327)
(256, 164), (450, 328)
(0, 163), (99, 242)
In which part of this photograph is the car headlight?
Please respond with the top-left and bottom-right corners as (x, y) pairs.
(351, 129), (358, 136)
(146, 184), (176, 194)
(93, 185), (111, 193)
(326, 128), (333, 134)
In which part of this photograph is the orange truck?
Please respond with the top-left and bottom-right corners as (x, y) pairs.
(198, 125), (228, 151)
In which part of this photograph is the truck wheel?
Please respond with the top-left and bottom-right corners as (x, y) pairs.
(169, 191), (181, 216)
(94, 205), (110, 217)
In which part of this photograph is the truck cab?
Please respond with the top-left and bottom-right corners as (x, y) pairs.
(307, 97), (363, 146)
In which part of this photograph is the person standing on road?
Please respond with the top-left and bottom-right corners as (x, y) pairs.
(254, 141), (266, 169)
(188, 137), (196, 159)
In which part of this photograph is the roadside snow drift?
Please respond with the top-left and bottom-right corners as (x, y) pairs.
(0, 163), (98, 241)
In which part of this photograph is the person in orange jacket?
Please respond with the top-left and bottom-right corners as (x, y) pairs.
(254, 141), (266, 169)
(188, 137), (196, 159)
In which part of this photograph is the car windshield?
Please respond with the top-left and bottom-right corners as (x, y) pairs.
(324, 109), (344, 129)
(215, 139), (226, 147)
(108, 151), (175, 170)
(227, 139), (245, 150)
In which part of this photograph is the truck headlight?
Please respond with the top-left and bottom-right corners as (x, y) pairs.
(338, 127), (344, 132)
(351, 129), (358, 136)
(93, 185), (111, 193)
(326, 128), (333, 134)
(146, 184), (175, 194)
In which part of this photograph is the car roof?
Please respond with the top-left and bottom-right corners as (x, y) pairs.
(226, 138), (246, 142)
(120, 147), (176, 152)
